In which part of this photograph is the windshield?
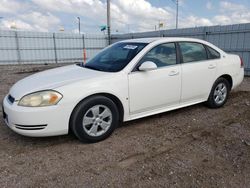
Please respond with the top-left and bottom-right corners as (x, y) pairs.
(83, 42), (148, 72)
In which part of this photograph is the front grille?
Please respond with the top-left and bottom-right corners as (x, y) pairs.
(8, 95), (15, 104)
(15, 124), (47, 130)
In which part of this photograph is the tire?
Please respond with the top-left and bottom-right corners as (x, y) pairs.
(70, 95), (119, 143)
(206, 77), (230, 108)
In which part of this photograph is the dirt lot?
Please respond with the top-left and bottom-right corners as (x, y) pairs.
(0, 64), (250, 188)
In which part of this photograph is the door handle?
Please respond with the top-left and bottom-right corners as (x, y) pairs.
(208, 64), (216, 69)
(169, 70), (179, 76)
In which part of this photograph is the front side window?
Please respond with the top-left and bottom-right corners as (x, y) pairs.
(138, 43), (177, 68)
(179, 42), (207, 63)
(83, 42), (147, 72)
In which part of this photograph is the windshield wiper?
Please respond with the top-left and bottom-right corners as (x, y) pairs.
(84, 65), (102, 71)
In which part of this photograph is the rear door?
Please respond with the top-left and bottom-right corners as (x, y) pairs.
(179, 42), (218, 103)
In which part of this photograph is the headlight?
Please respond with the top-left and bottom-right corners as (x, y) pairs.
(18, 90), (63, 107)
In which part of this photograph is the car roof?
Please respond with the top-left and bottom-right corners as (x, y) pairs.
(120, 37), (207, 44)
(118, 37), (225, 55)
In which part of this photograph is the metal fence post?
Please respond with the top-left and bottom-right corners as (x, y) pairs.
(203, 27), (207, 40)
(82, 34), (86, 63)
(53, 33), (58, 63)
(15, 31), (21, 64)
(82, 34), (85, 49)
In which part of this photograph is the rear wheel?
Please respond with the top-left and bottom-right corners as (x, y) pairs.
(70, 96), (119, 142)
(206, 77), (230, 108)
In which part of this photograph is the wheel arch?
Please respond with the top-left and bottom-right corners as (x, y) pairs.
(218, 74), (233, 90)
(69, 93), (124, 131)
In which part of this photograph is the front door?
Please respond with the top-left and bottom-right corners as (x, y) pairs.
(128, 43), (181, 114)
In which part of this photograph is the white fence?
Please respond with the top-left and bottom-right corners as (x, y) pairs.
(1, 23), (250, 76)
(0, 30), (108, 64)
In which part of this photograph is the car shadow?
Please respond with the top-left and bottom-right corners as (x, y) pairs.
(120, 102), (207, 129)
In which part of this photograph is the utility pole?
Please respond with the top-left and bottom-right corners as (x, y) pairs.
(176, 0), (179, 29)
(77, 17), (81, 34)
(107, 0), (111, 45)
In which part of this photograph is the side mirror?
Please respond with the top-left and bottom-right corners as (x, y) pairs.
(138, 61), (157, 71)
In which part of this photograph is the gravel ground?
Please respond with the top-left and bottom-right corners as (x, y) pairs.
(0, 64), (250, 188)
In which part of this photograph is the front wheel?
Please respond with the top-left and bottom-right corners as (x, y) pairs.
(70, 96), (119, 143)
(206, 78), (230, 108)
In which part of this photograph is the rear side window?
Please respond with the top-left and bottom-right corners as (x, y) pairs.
(207, 46), (220, 59)
(179, 42), (207, 63)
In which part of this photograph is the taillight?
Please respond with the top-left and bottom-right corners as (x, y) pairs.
(240, 57), (244, 68)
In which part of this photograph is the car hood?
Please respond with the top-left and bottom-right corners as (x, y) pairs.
(9, 64), (108, 100)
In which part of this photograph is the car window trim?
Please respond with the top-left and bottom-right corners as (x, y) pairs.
(204, 45), (221, 60)
(131, 42), (180, 72)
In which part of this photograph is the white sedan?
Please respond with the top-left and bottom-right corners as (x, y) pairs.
(2, 37), (244, 142)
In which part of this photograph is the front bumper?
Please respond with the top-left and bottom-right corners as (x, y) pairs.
(2, 95), (71, 137)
